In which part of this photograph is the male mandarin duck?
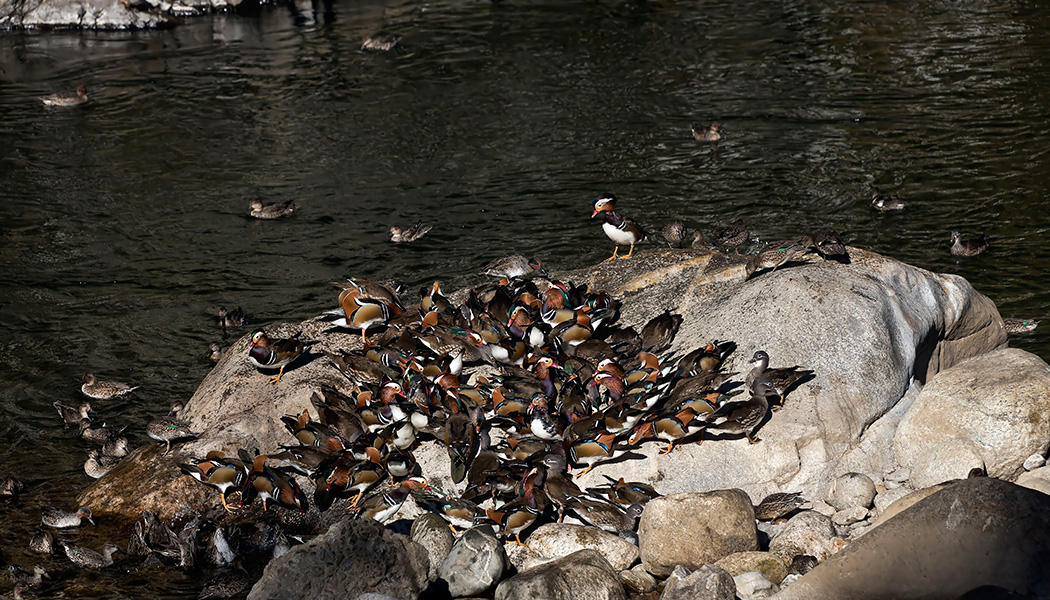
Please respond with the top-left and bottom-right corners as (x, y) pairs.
(247, 454), (309, 513)
(566, 430), (629, 478)
(567, 498), (643, 533)
(628, 407), (705, 454)
(353, 477), (428, 522)
(40, 85), (88, 107)
(591, 193), (646, 261)
(329, 278), (406, 345)
(486, 467), (548, 545)
(178, 451), (252, 512)
(248, 329), (307, 385)
(586, 475), (661, 507)
(527, 395), (561, 441)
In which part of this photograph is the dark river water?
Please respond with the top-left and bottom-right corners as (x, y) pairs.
(1, 0), (1048, 596)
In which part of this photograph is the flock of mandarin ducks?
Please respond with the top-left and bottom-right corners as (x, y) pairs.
(3, 189), (1036, 599)
(175, 195), (837, 551)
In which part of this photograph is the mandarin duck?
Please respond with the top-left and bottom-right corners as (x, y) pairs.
(754, 491), (806, 521)
(60, 540), (121, 568)
(146, 401), (198, 455)
(566, 430), (630, 478)
(592, 193), (646, 261)
(1003, 318), (1039, 334)
(675, 340), (736, 376)
(361, 35), (402, 51)
(81, 373), (138, 400)
(692, 122), (724, 143)
(486, 468), (549, 545)
(587, 475), (661, 506)
(639, 310), (682, 353)
(871, 187), (906, 211)
(179, 451), (252, 512)
(249, 199), (297, 219)
(568, 499), (643, 533)
(40, 85), (88, 107)
(389, 221), (432, 243)
(4, 583), (29, 600)
(247, 455), (309, 513)
(538, 453), (586, 523)
(329, 278), (405, 345)
(707, 379), (775, 443)
(628, 407), (706, 454)
(661, 219), (687, 248)
(417, 491), (486, 533)
(54, 401), (92, 427)
(353, 478), (428, 522)
(207, 342), (229, 362)
(248, 329), (307, 385)
(318, 448), (387, 510)
(745, 350), (814, 408)
(950, 230), (994, 256)
(445, 405), (480, 484)
(41, 505), (94, 528)
(527, 395), (561, 441)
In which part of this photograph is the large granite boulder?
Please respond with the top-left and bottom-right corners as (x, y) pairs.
(79, 247), (1009, 522)
(526, 523), (640, 571)
(638, 489), (757, 578)
(893, 348), (1050, 480)
(0, 0), (171, 28)
(247, 518), (430, 600)
(770, 478), (1050, 600)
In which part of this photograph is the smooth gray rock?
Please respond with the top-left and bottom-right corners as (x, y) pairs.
(768, 511), (840, 564)
(1023, 454), (1046, 471)
(770, 478), (1050, 600)
(661, 564), (736, 600)
(411, 513), (455, 582)
(439, 527), (505, 598)
(831, 507), (868, 527)
(714, 551), (789, 585)
(526, 523), (639, 571)
(872, 486), (912, 516)
(638, 489), (757, 578)
(494, 549), (625, 600)
(735, 571), (778, 599)
(826, 473), (876, 510)
(247, 518), (429, 600)
(908, 438), (985, 488)
(893, 348), (1050, 480)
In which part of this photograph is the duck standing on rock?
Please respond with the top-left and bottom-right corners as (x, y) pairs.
(327, 278), (405, 346)
(248, 329), (307, 385)
(707, 379), (776, 444)
(592, 193), (647, 261)
(147, 401), (198, 454)
(85, 449), (122, 479)
(950, 230), (994, 256)
(81, 373), (138, 400)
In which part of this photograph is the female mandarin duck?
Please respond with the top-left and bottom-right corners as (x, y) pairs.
(591, 193), (646, 261)
(248, 329), (307, 385)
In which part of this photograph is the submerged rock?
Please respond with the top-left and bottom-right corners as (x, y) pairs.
(770, 478), (1050, 600)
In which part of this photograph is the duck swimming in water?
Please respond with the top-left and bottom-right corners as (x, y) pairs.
(40, 85), (88, 107)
